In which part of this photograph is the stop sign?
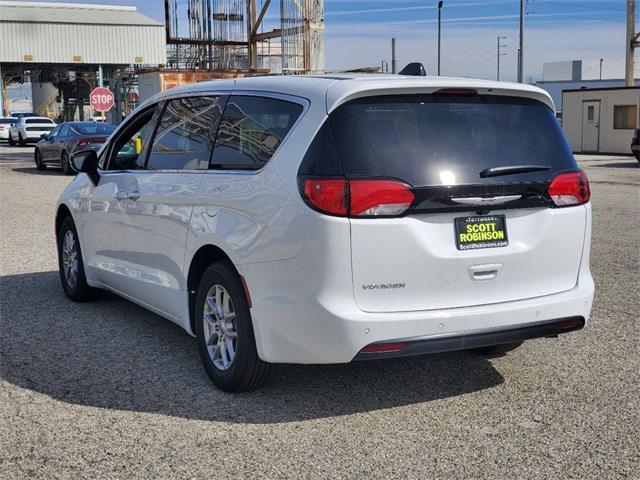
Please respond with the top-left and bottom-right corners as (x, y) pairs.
(90, 87), (114, 112)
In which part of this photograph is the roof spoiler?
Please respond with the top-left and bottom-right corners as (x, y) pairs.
(399, 62), (427, 76)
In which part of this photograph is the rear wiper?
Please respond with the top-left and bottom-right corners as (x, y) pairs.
(479, 165), (551, 178)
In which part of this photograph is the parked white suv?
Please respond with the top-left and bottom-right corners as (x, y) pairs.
(56, 75), (594, 392)
(9, 116), (56, 146)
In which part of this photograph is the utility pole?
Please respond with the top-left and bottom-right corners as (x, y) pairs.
(437, 1), (444, 76)
(626, 0), (639, 86)
(517, 0), (524, 83)
(497, 36), (507, 81)
(392, 37), (397, 74)
(599, 58), (603, 80)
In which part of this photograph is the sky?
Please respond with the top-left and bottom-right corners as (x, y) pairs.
(8, 0), (631, 82)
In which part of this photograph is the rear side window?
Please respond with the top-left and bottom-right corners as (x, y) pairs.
(74, 123), (117, 135)
(329, 94), (577, 186)
(147, 96), (225, 170)
(211, 95), (303, 169)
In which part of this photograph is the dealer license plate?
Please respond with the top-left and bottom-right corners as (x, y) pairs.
(455, 215), (508, 251)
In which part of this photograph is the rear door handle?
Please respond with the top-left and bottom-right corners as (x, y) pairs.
(469, 263), (503, 281)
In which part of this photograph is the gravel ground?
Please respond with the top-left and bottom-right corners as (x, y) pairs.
(1, 144), (639, 479)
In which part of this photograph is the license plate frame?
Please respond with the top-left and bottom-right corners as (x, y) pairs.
(454, 215), (509, 251)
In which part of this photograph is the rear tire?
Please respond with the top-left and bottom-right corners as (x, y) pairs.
(61, 151), (72, 175)
(472, 341), (523, 357)
(35, 149), (46, 170)
(57, 216), (101, 302)
(635, 153), (640, 163)
(195, 261), (271, 392)
(8, 134), (15, 146)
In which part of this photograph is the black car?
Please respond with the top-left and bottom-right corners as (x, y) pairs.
(631, 128), (640, 163)
(35, 122), (117, 174)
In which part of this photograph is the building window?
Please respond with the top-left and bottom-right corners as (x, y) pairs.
(587, 105), (594, 121)
(613, 105), (637, 129)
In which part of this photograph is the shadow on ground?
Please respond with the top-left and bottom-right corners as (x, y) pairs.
(592, 161), (639, 169)
(12, 167), (65, 176)
(0, 271), (504, 424)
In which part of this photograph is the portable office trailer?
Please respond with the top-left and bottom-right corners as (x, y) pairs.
(562, 87), (639, 155)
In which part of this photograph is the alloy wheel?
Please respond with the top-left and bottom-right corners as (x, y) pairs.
(61, 230), (79, 289)
(203, 284), (238, 371)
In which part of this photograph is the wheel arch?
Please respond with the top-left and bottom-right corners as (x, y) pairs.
(186, 244), (240, 335)
(55, 204), (73, 239)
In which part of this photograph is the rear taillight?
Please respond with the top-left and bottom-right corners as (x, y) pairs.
(548, 171), (590, 207)
(350, 179), (414, 216)
(303, 178), (348, 216)
(77, 139), (91, 147)
(301, 178), (414, 217)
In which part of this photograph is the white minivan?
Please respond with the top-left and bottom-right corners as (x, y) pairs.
(56, 75), (594, 392)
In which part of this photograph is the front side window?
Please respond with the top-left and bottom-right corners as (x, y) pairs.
(211, 95), (303, 169)
(613, 105), (637, 129)
(108, 106), (159, 171)
(146, 96), (225, 170)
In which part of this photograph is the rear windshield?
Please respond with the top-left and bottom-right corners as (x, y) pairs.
(26, 118), (54, 125)
(328, 94), (577, 186)
(73, 123), (116, 135)
(0, 118), (16, 124)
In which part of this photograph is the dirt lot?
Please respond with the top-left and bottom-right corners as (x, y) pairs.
(1, 144), (639, 479)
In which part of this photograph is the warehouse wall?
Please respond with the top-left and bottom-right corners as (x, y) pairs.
(0, 23), (166, 65)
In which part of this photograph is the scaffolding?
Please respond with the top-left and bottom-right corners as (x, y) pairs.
(164, 0), (323, 74)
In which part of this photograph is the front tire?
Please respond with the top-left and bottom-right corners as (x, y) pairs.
(18, 133), (25, 147)
(195, 262), (271, 392)
(35, 149), (46, 170)
(8, 134), (15, 146)
(61, 151), (72, 175)
(57, 216), (101, 302)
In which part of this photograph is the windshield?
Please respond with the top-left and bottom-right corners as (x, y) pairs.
(73, 123), (117, 135)
(329, 94), (577, 186)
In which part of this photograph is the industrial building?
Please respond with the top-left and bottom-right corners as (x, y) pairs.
(0, 1), (166, 120)
(536, 58), (640, 118)
(0, 0), (325, 121)
(562, 86), (639, 155)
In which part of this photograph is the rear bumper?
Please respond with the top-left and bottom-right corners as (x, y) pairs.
(354, 316), (584, 361)
(244, 257), (594, 364)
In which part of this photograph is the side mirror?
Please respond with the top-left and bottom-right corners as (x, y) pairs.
(40, 133), (49, 140)
(71, 149), (100, 185)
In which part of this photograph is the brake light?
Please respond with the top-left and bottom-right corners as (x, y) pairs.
(360, 342), (408, 353)
(548, 171), (590, 206)
(434, 88), (478, 96)
(301, 178), (414, 217)
(303, 178), (348, 216)
(350, 179), (414, 216)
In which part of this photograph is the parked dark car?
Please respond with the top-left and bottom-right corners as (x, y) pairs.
(631, 128), (640, 163)
(35, 122), (117, 174)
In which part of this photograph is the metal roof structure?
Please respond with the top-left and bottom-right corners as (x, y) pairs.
(0, 1), (166, 65)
